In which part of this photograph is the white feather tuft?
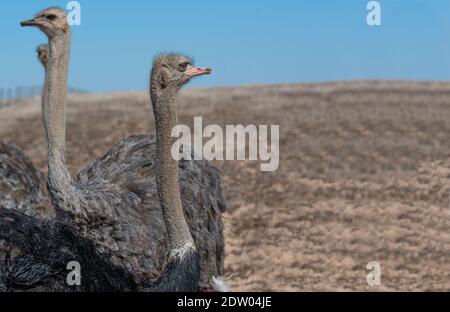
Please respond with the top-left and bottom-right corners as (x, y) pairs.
(211, 276), (229, 292)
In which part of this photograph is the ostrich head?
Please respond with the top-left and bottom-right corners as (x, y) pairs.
(20, 8), (69, 37)
(36, 44), (49, 67)
(151, 54), (212, 94)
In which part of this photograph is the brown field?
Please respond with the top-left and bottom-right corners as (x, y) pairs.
(1, 80), (450, 291)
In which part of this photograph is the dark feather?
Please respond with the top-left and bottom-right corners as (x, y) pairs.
(0, 208), (137, 292)
(0, 134), (227, 291)
(0, 142), (53, 219)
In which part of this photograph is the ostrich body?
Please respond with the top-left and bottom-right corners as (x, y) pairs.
(20, 8), (227, 291)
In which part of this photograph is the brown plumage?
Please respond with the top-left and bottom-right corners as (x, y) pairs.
(20, 7), (228, 291)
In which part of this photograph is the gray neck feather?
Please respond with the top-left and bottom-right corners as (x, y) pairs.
(44, 31), (73, 203)
(151, 81), (195, 251)
(41, 61), (48, 138)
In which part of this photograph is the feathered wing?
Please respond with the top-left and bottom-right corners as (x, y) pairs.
(0, 142), (53, 219)
(73, 134), (228, 290)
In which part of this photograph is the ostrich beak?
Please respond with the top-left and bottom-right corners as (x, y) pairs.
(20, 19), (39, 27)
(186, 66), (212, 77)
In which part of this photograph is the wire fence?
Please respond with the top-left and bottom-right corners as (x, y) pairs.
(0, 86), (43, 103)
(0, 86), (88, 106)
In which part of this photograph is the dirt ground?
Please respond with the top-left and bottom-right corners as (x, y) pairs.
(1, 80), (450, 291)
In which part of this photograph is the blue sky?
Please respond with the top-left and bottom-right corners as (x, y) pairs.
(0, 0), (449, 92)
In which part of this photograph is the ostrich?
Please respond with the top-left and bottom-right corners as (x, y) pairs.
(37, 45), (49, 67)
(144, 53), (216, 291)
(36, 44), (51, 152)
(0, 46), (53, 219)
(21, 8), (228, 291)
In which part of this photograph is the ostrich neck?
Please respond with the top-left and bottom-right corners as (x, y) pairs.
(41, 63), (48, 136)
(152, 92), (194, 251)
(45, 32), (72, 201)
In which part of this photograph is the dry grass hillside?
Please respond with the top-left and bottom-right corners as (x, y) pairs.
(1, 80), (450, 291)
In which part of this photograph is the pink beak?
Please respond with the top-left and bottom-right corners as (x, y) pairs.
(185, 66), (212, 77)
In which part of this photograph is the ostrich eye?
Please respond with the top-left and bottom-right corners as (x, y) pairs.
(178, 62), (190, 72)
(46, 14), (57, 21)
